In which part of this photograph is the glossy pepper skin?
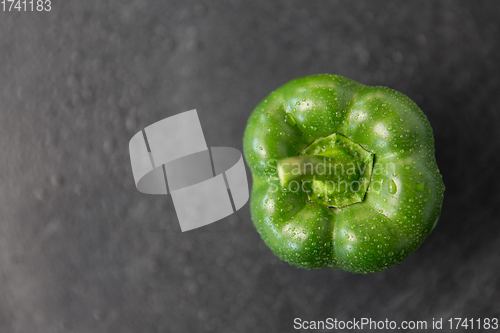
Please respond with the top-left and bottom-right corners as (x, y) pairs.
(243, 74), (444, 274)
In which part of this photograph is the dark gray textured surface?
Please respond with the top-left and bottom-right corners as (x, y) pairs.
(1, 1), (499, 332)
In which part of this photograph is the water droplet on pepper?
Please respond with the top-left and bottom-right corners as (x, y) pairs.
(388, 179), (397, 194)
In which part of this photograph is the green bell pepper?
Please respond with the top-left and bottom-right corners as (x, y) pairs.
(243, 74), (445, 274)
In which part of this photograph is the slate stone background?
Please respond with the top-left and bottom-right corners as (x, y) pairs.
(1, 1), (499, 332)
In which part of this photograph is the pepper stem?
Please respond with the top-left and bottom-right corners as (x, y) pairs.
(276, 133), (374, 208)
